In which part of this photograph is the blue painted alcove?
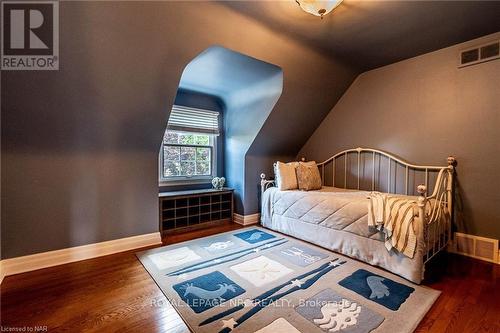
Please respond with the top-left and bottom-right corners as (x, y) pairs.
(174, 46), (283, 213)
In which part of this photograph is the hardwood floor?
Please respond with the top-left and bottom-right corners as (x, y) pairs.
(1, 224), (498, 333)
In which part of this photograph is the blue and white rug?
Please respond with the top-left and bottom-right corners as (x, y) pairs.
(137, 227), (439, 333)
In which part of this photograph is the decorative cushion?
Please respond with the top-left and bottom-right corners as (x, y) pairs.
(275, 161), (299, 190)
(296, 162), (322, 191)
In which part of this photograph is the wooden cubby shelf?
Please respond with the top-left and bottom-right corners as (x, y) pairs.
(159, 188), (234, 235)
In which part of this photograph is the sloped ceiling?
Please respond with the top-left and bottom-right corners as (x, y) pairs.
(179, 46), (282, 100)
(222, 0), (500, 71)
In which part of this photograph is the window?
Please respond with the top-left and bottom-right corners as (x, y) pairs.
(161, 132), (214, 179)
(160, 106), (219, 183)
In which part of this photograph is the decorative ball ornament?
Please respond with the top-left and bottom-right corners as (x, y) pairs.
(212, 177), (226, 190)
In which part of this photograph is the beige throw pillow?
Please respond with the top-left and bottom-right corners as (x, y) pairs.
(275, 161), (299, 190)
(296, 162), (322, 191)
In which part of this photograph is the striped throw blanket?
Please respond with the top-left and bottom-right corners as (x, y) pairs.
(368, 192), (418, 258)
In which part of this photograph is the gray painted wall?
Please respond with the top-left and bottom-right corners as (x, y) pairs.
(299, 32), (500, 240)
(1, 2), (356, 258)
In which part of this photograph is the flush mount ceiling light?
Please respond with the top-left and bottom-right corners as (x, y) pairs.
(295, 0), (343, 19)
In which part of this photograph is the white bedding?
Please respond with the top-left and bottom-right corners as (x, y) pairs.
(261, 186), (427, 283)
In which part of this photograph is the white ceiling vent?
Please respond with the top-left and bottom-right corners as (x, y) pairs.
(458, 40), (500, 68)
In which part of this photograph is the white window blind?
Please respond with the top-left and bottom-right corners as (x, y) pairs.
(167, 105), (220, 135)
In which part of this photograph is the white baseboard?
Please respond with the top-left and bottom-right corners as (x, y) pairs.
(0, 232), (161, 283)
(233, 213), (260, 226)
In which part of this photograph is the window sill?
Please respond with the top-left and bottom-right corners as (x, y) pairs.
(159, 178), (212, 187)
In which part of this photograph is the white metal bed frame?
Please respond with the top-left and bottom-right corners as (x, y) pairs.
(260, 147), (456, 264)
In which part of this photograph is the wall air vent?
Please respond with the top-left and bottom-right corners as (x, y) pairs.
(459, 40), (500, 68)
(449, 232), (499, 264)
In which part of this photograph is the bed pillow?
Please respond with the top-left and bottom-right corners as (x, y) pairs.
(275, 161), (299, 190)
(296, 162), (322, 191)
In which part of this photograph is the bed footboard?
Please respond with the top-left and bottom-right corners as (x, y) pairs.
(420, 157), (455, 263)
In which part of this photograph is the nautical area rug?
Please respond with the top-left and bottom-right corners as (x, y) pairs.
(137, 227), (439, 333)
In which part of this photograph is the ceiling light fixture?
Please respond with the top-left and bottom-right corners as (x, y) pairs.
(295, 0), (343, 19)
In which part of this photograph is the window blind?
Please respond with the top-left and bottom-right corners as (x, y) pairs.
(167, 105), (220, 135)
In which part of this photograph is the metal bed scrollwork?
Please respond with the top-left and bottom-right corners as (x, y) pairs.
(260, 147), (455, 265)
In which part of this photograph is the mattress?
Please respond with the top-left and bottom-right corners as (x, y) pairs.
(261, 186), (427, 283)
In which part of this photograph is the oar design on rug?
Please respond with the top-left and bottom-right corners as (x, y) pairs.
(281, 246), (323, 264)
(200, 258), (347, 332)
(167, 238), (288, 277)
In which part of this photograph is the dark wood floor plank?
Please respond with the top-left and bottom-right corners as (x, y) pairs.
(1, 224), (498, 333)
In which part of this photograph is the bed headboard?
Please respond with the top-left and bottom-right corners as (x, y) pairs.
(311, 148), (456, 253)
(312, 147), (455, 197)
(261, 147), (456, 213)
(260, 148), (456, 261)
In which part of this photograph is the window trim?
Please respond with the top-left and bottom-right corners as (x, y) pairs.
(159, 133), (217, 186)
